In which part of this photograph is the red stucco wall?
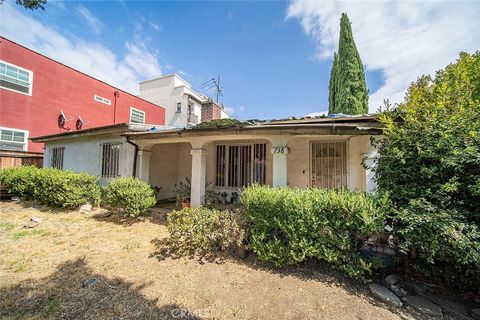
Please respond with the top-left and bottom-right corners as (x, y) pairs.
(0, 37), (165, 152)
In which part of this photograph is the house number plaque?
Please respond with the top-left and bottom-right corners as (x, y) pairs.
(271, 146), (289, 154)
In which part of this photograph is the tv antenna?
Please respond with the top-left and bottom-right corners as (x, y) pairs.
(199, 75), (223, 102)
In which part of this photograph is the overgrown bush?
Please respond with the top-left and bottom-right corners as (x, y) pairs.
(163, 207), (245, 258)
(102, 177), (157, 218)
(241, 185), (387, 280)
(395, 199), (480, 290)
(374, 52), (480, 288)
(0, 166), (101, 209)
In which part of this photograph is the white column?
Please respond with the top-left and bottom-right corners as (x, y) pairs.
(136, 150), (151, 182)
(364, 145), (378, 194)
(270, 137), (291, 187)
(190, 148), (207, 207)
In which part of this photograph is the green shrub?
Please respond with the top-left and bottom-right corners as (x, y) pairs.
(0, 165), (39, 200)
(0, 166), (101, 209)
(164, 207), (245, 258)
(396, 199), (480, 290)
(102, 177), (157, 218)
(241, 185), (387, 280)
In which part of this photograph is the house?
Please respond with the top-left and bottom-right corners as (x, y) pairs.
(32, 115), (382, 207)
(0, 37), (166, 153)
(139, 74), (229, 128)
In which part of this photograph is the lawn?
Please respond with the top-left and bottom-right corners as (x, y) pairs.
(0, 201), (405, 320)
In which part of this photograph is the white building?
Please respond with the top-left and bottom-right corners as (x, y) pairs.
(33, 115), (381, 208)
(139, 74), (229, 128)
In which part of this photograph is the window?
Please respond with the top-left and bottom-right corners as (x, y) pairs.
(51, 147), (64, 169)
(311, 142), (347, 189)
(130, 107), (145, 124)
(216, 143), (266, 188)
(94, 95), (111, 105)
(176, 102), (182, 113)
(101, 142), (121, 178)
(0, 127), (28, 151)
(0, 60), (33, 95)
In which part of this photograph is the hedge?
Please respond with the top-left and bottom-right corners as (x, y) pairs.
(102, 177), (157, 217)
(241, 185), (388, 279)
(0, 166), (101, 209)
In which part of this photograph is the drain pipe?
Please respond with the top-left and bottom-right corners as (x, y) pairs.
(125, 136), (138, 177)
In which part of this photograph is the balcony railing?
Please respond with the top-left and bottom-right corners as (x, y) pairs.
(188, 112), (199, 124)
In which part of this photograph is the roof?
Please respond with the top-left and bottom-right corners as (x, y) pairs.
(30, 123), (175, 143)
(30, 115), (383, 143)
(0, 37), (165, 110)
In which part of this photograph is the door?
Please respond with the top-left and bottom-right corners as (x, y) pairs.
(311, 142), (347, 189)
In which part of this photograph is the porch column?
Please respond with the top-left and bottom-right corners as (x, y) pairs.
(136, 150), (151, 182)
(190, 148), (207, 207)
(269, 137), (291, 187)
(364, 144), (378, 194)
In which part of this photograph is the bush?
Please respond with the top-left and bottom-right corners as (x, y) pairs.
(241, 185), (387, 280)
(0, 166), (101, 209)
(163, 207), (245, 258)
(102, 177), (157, 218)
(395, 199), (480, 290)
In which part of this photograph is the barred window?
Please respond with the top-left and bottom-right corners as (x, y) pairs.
(101, 142), (121, 178)
(51, 147), (64, 169)
(216, 143), (266, 188)
(311, 141), (347, 189)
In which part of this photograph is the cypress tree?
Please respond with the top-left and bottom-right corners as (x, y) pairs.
(328, 13), (368, 114)
(328, 53), (338, 114)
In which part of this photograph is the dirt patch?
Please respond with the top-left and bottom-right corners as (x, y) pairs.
(1, 201), (410, 319)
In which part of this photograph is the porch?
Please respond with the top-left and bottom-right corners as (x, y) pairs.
(127, 123), (380, 207)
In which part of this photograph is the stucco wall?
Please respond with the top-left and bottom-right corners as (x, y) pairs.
(149, 142), (192, 200)
(286, 135), (372, 191)
(44, 133), (135, 185)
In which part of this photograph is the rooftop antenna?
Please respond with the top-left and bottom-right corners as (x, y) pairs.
(199, 75), (223, 103)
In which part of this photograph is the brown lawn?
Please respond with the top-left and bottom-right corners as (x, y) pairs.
(0, 201), (412, 320)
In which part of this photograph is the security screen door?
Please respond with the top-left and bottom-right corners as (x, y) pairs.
(311, 142), (347, 189)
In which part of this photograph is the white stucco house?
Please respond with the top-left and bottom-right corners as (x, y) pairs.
(139, 74), (229, 128)
(31, 115), (382, 208)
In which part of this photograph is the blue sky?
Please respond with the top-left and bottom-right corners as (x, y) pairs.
(1, 1), (479, 120)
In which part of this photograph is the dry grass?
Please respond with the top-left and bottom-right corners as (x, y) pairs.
(0, 201), (408, 320)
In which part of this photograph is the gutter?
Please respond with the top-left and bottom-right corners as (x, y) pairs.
(125, 136), (139, 177)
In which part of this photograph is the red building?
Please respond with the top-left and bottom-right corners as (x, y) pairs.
(0, 37), (166, 153)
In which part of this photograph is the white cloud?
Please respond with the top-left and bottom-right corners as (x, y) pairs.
(287, 0), (480, 112)
(149, 21), (161, 31)
(76, 5), (103, 35)
(305, 111), (327, 117)
(0, 3), (162, 93)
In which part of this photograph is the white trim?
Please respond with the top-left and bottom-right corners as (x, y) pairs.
(129, 107), (145, 124)
(0, 126), (29, 151)
(0, 60), (33, 96)
(94, 94), (112, 106)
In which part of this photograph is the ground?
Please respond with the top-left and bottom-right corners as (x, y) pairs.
(0, 201), (440, 319)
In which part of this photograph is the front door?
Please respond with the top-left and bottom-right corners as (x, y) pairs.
(311, 142), (347, 189)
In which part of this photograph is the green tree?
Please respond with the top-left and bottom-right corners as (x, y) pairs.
(0, 0), (47, 10)
(328, 13), (368, 115)
(328, 53), (338, 114)
(376, 51), (480, 221)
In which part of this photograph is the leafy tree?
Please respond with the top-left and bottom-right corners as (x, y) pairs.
(375, 51), (480, 221)
(328, 13), (368, 115)
(328, 53), (338, 114)
(0, 0), (47, 10)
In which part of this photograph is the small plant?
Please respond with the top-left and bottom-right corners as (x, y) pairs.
(162, 207), (245, 259)
(102, 177), (157, 218)
(173, 177), (191, 207)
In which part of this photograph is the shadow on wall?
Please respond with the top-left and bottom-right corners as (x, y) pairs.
(0, 258), (200, 319)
